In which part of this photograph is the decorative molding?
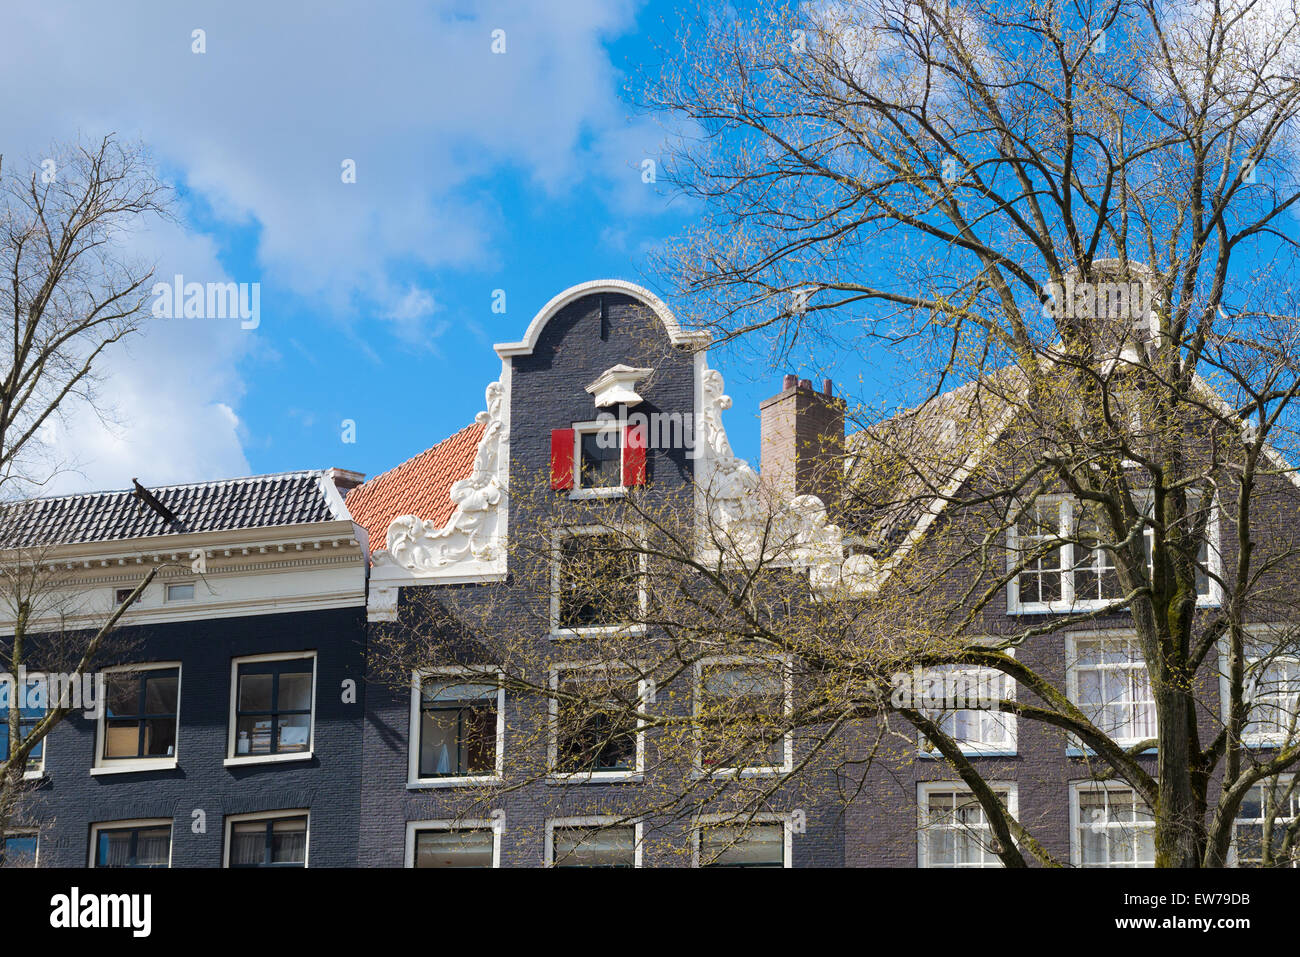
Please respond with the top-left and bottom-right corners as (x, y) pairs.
(586, 364), (653, 409)
(692, 355), (878, 596)
(493, 279), (709, 358)
(368, 365), (512, 620)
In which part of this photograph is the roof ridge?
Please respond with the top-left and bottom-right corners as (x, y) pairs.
(0, 469), (329, 507)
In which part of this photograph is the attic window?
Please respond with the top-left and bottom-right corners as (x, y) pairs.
(166, 583), (195, 602)
(550, 422), (647, 495)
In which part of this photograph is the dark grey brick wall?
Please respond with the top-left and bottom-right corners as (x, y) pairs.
(23, 606), (367, 867)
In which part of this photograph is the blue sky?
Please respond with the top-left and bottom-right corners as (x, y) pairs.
(1, 0), (817, 493)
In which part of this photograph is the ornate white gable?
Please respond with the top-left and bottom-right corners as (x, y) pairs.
(692, 359), (878, 596)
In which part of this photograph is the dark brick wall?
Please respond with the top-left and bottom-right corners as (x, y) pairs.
(24, 605), (367, 867)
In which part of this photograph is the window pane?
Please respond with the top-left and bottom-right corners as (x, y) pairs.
(270, 818), (307, 864)
(700, 825), (784, 867)
(552, 826), (636, 867)
(103, 720), (140, 758)
(230, 823), (266, 866)
(142, 718), (176, 757)
(0, 834), (37, 868)
(415, 830), (494, 868)
(239, 673), (273, 713)
(278, 671), (313, 712)
(143, 674), (178, 714)
(105, 675), (137, 717)
(237, 715), (274, 755)
(557, 535), (638, 628)
(579, 430), (622, 489)
(277, 714), (311, 752)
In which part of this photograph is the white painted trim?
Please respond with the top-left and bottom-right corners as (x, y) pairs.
(88, 818), (174, 868)
(692, 812), (793, 868)
(544, 815), (643, 867)
(1068, 779), (1156, 868)
(693, 655), (794, 777)
(405, 818), (502, 868)
(549, 525), (648, 638)
(546, 661), (647, 784)
(407, 666), (505, 788)
(493, 279), (708, 358)
(222, 808), (310, 868)
(1064, 630), (1157, 752)
(93, 661), (183, 773)
(569, 419), (629, 499)
(1218, 623), (1300, 749)
(226, 651), (318, 762)
(916, 781), (1018, 867)
(915, 649), (1018, 757)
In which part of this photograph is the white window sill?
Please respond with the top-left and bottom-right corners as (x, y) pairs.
(546, 771), (643, 785)
(91, 758), (179, 776)
(22, 768), (46, 780)
(1010, 598), (1220, 616)
(406, 775), (502, 789)
(692, 767), (790, 779)
(550, 625), (647, 639)
(224, 751), (313, 768)
(918, 748), (1017, 759)
(1066, 745), (1157, 758)
(569, 487), (628, 500)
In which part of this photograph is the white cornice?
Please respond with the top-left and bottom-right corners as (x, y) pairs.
(493, 279), (709, 358)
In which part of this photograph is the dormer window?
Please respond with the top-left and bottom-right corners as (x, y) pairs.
(550, 421), (647, 495)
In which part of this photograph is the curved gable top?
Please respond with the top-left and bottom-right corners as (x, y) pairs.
(493, 279), (710, 358)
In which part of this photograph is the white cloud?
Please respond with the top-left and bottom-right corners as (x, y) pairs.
(0, 0), (656, 492)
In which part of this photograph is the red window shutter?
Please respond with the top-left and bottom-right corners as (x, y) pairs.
(623, 423), (647, 487)
(551, 429), (575, 490)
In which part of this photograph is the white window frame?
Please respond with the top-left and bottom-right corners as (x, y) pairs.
(1219, 625), (1300, 750)
(224, 651), (318, 767)
(693, 655), (794, 777)
(570, 420), (629, 500)
(1069, 781), (1156, 868)
(1, 829), (39, 867)
(1007, 494), (1221, 614)
(916, 781), (1018, 868)
(548, 662), (646, 783)
(1065, 630), (1156, 753)
(1229, 774), (1299, 868)
(2, 675), (50, 780)
(549, 525), (647, 638)
(545, 815), (643, 868)
(164, 581), (196, 603)
(916, 649), (1018, 757)
(88, 818), (174, 868)
(222, 808), (310, 868)
(407, 666), (505, 788)
(692, 813), (793, 868)
(91, 661), (183, 775)
(405, 818), (502, 868)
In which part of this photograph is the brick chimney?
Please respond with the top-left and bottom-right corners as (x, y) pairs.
(759, 375), (845, 507)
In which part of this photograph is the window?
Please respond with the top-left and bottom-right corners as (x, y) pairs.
(1068, 634), (1155, 749)
(550, 422), (646, 494)
(91, 821), (172, 868)
(551, 667), (641, 779)
(1071, 785), (1155, 867)
(97, 665), (180, 768)
(406, 822), (499, 868)
(547, 820), (639, 867)
(0, 832), (37, 868)
(1232, 777), (1299, 868)
(1240, 636), (1300, 747)
(696, 822), (788, 867)
(696, 660), (791, 774)
(410, 671), (502, 785)
(225, 812), (308, 868)
(918, 784), (1016, 868)
(0, 678), (46, 776)
(552, 529), (642, 634)
(1009, 495), (1217, 612)
(114, 587), (141, 606)
(229, 654), (315, 761)
(918, 663), (1016, 754)
(165, 582), (194, 602)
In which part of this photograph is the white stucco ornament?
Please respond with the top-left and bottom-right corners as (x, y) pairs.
(586, 364), (653, 408)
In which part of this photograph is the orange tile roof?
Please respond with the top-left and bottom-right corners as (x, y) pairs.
(345, 421), (485, 553)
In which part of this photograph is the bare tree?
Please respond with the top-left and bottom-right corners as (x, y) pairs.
(0, 135), (172, 858)
(376, 0), (1300, 867)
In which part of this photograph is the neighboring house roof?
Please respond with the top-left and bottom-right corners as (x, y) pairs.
(0, 470), (349, 550)
(345, 422), (484, 554)
(844, 365), (1026, 552)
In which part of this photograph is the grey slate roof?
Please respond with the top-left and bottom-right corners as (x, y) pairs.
(0, 470), (346, 549)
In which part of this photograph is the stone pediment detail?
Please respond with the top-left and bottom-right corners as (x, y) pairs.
(694, 364), (878, 596)
(369, 374), (510, 619)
